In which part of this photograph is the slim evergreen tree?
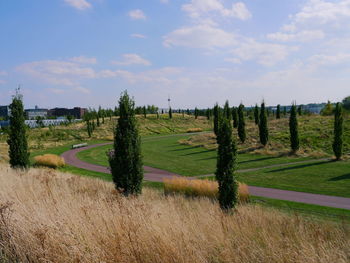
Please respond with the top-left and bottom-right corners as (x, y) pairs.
(276, 104), (281, 119)
(259, 102), (269, 146)
(206, 108), (210, 120)
(283, 106), (287, 117)
(215, 117), (238, 210)
(195, 107), (199, 119)
(297, 105), (302, 116)
(108, 91), (143, 196)
(7, 89), (30, 169)
(289, 104), (300, 153)
(223, 101), (231, 120)
(333, 103), (343, 160)
(232, 107), (238, 128)
(238, 103), (246, 143)
(213, 103), (220, 137)
(254, 104), (259, 125)
(143, 106), (147, 118)
(169, 107), (172, 119)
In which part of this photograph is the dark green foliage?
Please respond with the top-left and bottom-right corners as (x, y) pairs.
(169, 107), (172, 119)
(213, 103), (220, 136)
(206, 108), (210, 120)
(7, 92), (30, 169)
(259, 102), (269, 146)
(215, 117), (238, 210)
(343, 96), (350, 111)
(297, 105), (302, 116)
(232, 107), (238, 128)
(223, 101), (231, 120)
(108, 91), (143, 196)
(321, 101), (334, 116)
(276, 104), (281, 119)
(238, 103), (246, 143)
(254, 104), (259, 125)
(289, 104), (300, 152)
(283, 106), (287, 116)
(143, 106), (147, 118)
(194, 107), (199, 119)
(333, 103), (343, 160)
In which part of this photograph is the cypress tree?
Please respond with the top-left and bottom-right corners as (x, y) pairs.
(143, 106), (147, 118)
(108, 91), (143, 196)
(7, 90), (30, 169)
(283, 106), (287, 117)
(297, 105), (302, 116)
(206, 108), (210, 120)
(276, 104), (281, 119)
(195, 107), (199, 119)
(289, 104), (300, 153)
(213, 103), (220, 137)
(254, 104), (259, 125)
(238, 103), (246, 143)
(333, 103), (343, 160)
(223, 101), (231, 120)
(215, 117), (238, 210)
(232, 107), (238, 128)
(169, 107), (172, 119)
(259, 102), (269, 146)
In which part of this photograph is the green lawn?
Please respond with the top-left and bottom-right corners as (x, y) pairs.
(76, 135), (312, 176)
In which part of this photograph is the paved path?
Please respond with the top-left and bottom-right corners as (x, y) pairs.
(61, 143), (350, 210)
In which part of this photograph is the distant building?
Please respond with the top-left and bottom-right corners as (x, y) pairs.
(48, 107), (87, 119)
(0, 105), (11, 119)
(25, 106), (48, 120)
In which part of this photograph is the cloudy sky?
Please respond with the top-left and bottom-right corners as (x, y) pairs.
(1, 0), (350, 109)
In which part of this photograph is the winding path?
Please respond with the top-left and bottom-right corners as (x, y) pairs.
(61, 143), (350, 210)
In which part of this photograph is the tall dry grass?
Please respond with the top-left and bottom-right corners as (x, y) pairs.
(34, 154), (65, 168)
(0, 165), (348, 263)
(164, 177), (250, 203)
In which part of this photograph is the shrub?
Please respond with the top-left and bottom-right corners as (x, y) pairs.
(186, 128), (203, 133)
(164, 177), (249, 203)
(34, 154), (65, 168)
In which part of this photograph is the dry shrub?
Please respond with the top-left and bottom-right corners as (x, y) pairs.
(186, 128), (203, 133)
(179, 133), (217, 149)
(164, 177), (249, 203)
(34, 154), (65, 168)
(0, 165), (348, 263)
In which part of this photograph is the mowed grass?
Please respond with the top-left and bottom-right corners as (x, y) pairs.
(76, 134), (313, 176)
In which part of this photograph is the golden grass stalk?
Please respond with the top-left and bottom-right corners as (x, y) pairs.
(186, 127), (203, 133)
(163, 177), (249, 203)
(34, 154), (65, 168)
(0, 165), (348, 263)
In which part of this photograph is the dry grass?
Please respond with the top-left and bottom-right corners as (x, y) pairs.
(186, 127), (203, 133)
(34, 154), (65, 168)
(164, 177), (249, 203)
(0, 165), (348, 263)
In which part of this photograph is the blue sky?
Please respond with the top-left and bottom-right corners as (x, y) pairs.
(0, 0), (350, 109)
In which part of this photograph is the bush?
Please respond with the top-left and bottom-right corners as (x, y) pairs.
(186, 128), (203, 133)
(164, 177), (249, 203)
(34, 154), (65, 168)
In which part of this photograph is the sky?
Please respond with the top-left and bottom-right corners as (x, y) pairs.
(0, 0), (350, 109)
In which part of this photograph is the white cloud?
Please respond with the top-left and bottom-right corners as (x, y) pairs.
(0, 71), (7, 76)
(267, 30), (325, 42)
(64, 0), (91, 10)
(75, 87), (91, 94)
(130, 33), (147, 39)
(69, 56), (97, 64)
(17, 59), (96, 86)
(182, 0), (251, 20)
(163, 24), (237, 48)
(128, 9), (146, 20)
(47, 88), (65, 94)
(228, 39), (298, 66)
(112, 54), (151, 66)
(307, 53), (350, 67)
